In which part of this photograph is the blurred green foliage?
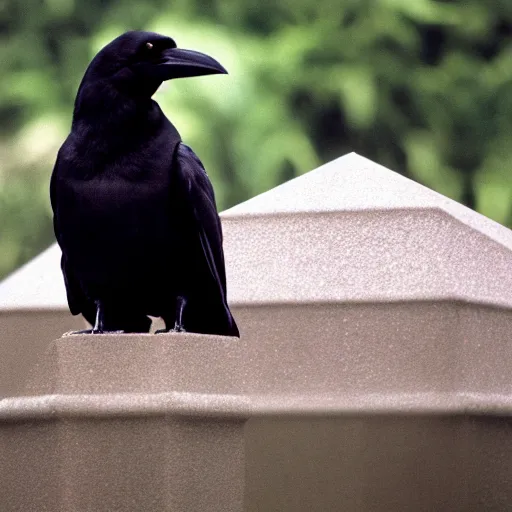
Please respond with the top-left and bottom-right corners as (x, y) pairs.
(1, 0), (511, 279)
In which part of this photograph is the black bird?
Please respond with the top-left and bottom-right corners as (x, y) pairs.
(50, 31), (239, 337)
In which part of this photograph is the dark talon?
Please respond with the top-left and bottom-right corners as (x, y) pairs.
(154, 326), (187, 335)
(64, 328), (125, 335)
(92, 329), (125, 334)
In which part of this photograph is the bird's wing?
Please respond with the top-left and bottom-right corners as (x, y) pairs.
(175, 143), (239, 336)
(50, 151), (95, 324)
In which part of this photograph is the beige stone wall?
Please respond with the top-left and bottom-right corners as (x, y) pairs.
(0, 310), (82, 398)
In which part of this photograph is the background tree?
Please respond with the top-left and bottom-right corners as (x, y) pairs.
(1, 0), (511, 279)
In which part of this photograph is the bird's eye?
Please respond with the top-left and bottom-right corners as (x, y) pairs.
(146, 42), (153, 50)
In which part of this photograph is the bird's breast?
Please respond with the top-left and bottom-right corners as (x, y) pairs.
(57, 171), (182, 275)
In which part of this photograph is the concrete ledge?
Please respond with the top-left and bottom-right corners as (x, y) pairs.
(24, 332), (245, 396)
(3, 391), (512, 423)
(0, 392), (251, 421)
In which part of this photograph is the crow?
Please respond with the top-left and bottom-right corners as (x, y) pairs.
(50, 31), (239, 337)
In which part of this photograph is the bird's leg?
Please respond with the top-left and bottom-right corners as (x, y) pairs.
(173, 295), (187, 333)
(155, 296), (187, 334)
(66, 301), (125, 335)
(92, 300), (105, 333)
(91, 301), (125, 333)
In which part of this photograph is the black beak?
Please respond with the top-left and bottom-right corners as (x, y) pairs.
(153, 48), (228, 81)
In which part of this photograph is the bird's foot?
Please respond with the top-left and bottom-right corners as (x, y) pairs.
(92, 329), (125, 334)
(63, 329), (93, 336)
(63, 329), (125, 336)
(172, 323), (186, 333)
(155, 324), (187, 334)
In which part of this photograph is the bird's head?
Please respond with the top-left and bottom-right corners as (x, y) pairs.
(78, 30), (227, 99)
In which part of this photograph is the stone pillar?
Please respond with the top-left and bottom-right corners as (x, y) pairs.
(2, 153), (512, 511)
(1, 333), (247, 512)
(220, 152), (512, 511)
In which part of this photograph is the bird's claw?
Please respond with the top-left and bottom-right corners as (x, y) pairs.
(64, 329), (125, 336)
(154, 325), (187, 334)
(93, 329), (125, 334)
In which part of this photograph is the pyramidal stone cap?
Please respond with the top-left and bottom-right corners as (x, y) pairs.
(0, 152), (511, 311)
(221, 152), (512, 309)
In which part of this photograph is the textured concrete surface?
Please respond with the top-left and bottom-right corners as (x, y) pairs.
(0, 310), (81, 398)
(1, 333), (247, 512)
(222, 154), (512, 308)
(234, 302), (512, 402)
(25, 333), (246, 396)
(245, 415), (512, 512)
(2, 416), (245, 512)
